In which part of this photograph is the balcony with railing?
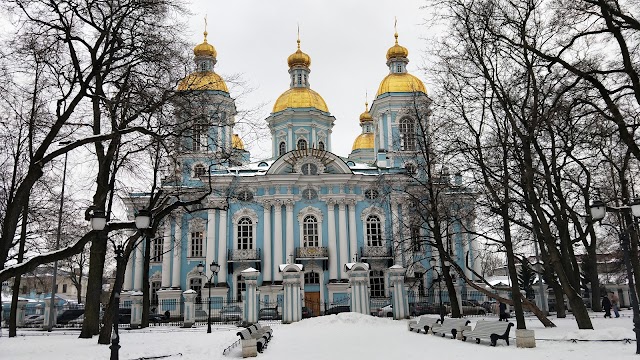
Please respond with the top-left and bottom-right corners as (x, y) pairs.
(295, 246), (329, 260)
(227, 248), (261, 262)
(360, 245), (393, 259)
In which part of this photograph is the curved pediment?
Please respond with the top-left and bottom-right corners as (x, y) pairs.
(266, 149), (353, 175)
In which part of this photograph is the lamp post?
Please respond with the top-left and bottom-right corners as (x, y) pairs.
(198, 261), (220, 334)
(429, 258), (448, 323)
(590, 198), (640, 355)
(46, 141), (71, 332)
(135, 209), (152, 328)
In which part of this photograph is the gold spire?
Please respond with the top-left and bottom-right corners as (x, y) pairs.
(287, 26), (311, 68)
(359, 100), (373, 123)
(386, 18), (408, 60)
(193, 17), (217, 58)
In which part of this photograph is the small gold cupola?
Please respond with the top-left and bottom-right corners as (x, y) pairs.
(287, 38), (312, 68)
(177, 21), (228, 93)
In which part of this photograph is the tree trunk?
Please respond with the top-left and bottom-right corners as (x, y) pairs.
(99, 245), (132, 344)
(9, 202), (29, 337)
(80, 232), (106, 338)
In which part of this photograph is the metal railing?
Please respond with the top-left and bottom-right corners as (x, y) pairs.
(295, 246), (329, 259)
(361, 245), (393, 258)
(228, 248), (261, 261)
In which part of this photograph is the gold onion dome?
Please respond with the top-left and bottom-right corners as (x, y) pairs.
(359, 102), (373, 123)
(376, 73), (426, 97)
(177, 72), (229, 92)
(273, 88), (329, 113)
(352, 133), (375, 151)
(287, 39), (311, 68)
(193, 31), (217, 57)
(386, 32), (408, 60)
(232, 134), (245, 150)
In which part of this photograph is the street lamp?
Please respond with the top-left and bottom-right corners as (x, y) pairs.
(198, 261), (220, 334)
(46, 141), (71, 332)
(590, 198), (640, 355)
(429, 258), (449, 323)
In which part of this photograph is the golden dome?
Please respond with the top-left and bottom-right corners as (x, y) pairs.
(273, 88), (329, 113)
(376, 73), (426, 97)
(386, 33), (408, 60)
(287, 39), (311, 68)
(177, 71), (229, 92)
(359, 102), (372, 123)
(352, 133), (375, 151)
(193, 31), (217, 58)
(232, 134), (245, 150)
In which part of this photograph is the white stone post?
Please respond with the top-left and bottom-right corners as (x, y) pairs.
(241, 268), (260, 325)
(346, 263), (370, 315)
(130, 291), (143, 329)
(182, 289), (197, 328)
(388, 265), (409, 320)
(281, 264), (303, 324)
(43, 300), (56, 329)
(16, 299), (28, 327)
(516, 329), (536, 348)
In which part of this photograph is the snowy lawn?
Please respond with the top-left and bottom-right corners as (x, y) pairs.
(1, 312), (637, 360)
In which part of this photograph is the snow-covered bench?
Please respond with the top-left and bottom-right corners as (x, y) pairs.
(462, 320), (513, 346)
(236, 324), (274, 357)
(432, 318), (470, 339)
(407, 316), (442, 334)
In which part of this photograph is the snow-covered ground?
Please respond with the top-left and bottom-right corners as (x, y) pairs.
(1, 312), (637, 360)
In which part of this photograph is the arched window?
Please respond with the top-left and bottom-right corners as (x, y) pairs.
(236, 274), (246, 302)
(193, 164), (206, 177)
(304, 272), (320, 284)
(366, 215), (382, 247)
(318, 141), (325, 151)
(189, 277), (202, 303)
(297, 138), (307, 150)
(301, 163), (318, 175)
(303, 215), (319, 247)
(370, 270), (385, 298)
(237, 217), (253, 250)
(399, 118), (416, 151)
(279, 142), (286, 156)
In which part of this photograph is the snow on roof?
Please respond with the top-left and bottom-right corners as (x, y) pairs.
(241, 267), (259, 273)
(279, 264), (303, 272)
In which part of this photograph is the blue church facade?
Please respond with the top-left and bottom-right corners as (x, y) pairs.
(122, 28), (480, 315)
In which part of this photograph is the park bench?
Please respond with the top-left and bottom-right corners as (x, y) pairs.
(407, 316), (442, 334)
(461, 320), (513, 346)
(233, 324), (275, 357)
(432, 318), (471, 339)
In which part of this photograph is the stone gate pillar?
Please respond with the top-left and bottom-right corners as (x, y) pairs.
(130, 291), (143, 329)
(157, 289), (182, 318)
(16, 299), (28, 327)
(242, 267), (260, 325)
(280, 264), (303, 324)
(388, 265), (409, 320)
(43, 300), (56, 329)
(346, 262), (370, 315)
(182, 289), (197, 328)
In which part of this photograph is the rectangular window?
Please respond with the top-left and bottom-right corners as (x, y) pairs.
(237, 220), (253, 250)
(370, 271), (385, 298)
(191, 231), (203, 257)
(152, 238), (163, 262)
(411, 226), (421, 251)
(62, 284), (67, 293)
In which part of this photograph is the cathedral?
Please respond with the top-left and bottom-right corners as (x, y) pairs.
(122, 26), (480, 315)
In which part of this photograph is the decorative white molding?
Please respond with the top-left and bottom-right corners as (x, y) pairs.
(232, 208), (259, 224)
(297, 206), (323, 222)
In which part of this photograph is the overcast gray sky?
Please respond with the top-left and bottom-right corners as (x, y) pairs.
(188, 0), (432, 160)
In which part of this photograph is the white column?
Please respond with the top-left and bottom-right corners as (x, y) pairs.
(327, 200), (338, 280)
(206, 209), (216, 272)
(161, 223), (171, 288)
(401, 203), (411, 269)
(134, 240), (144, 291)
(263, 202), (272, 282)
(217, 209), (228, 283)
(391, 201), (402, 266)
(171, 214), (182, 288)
(123, 248), (134, 291)
(378, 115), (385, 149)
(338, 202), (348, 279)
(274, 202), (283, 281)
(287, 125), (293, 151)
(311, 125), (317, 147)
(387, 112), (393, 150)
(348, 201), (357, 262)
(286, 201), (294, 264)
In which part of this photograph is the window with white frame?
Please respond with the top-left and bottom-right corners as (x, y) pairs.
(399, 118), (416, 151)
(318, 141), (325, 151)
(303, 215), (319, 247)
(366, 215), (383, 247)
(193, 163), (206, 177)
(190, 230), (204, 257)
(190, 277), (202, 303)
(304, 272), (320, 284)
(302, 188), (317, 200)
(192, 121), (209, 151)
(301, 163), (318, 175)
(297, 138), (307, 150)
(236, 274), (246, 301)
(152, 237), (163, 262)
(370, 270), (385, 298)
(279, 141), (286, 156)
(364, 189), (379, 200)
(237, 217), (253, 250)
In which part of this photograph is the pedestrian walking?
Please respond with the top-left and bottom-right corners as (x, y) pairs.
(499, 302), (508, 321)
(602, 294), (612, 318)
(610, 291), (620, 318)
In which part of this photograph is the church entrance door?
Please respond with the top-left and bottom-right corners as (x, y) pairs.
(305, 292), (321, 316)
